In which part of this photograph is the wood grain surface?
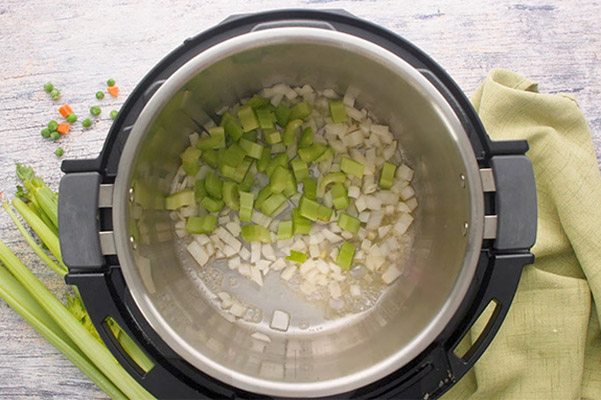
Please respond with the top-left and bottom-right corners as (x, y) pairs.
(0, 0), (599, 398)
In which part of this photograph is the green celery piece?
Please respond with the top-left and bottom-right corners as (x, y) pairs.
(298, 143), (327, 162)
(238, 169), (254, 192)
(336, 241), (356, 270)
(0, 266), (128, 400)
(186, 215), (217, 234)
(330, 183), (350, 210)
(277, 220), (294, 240)
(275, 103), (291, 127)
(200, 196), (224, 213)
(246, 94), (271, 109)
(241, 224), (272, 243)
(204, 171), (223, 199)
(379, 162), (396, 189)
(298, 196), (320, 221)
(12, 199), (62, 263)
(255, 107), (275, 129)
(219, 112), (235, 127)
(337, 212), (360, 233)
(283, 179), (298, 197)
(242, 130), (259, 142)
(197, 126), (226, 150)
(328, 100), (347, 123)
(263, 128), (282, 145)
(0, 240), (154, 400)
(238, 105), (259, 132)
(233, 157), (253, 183)
(257, 147), (270, 172)
(194, 179), (206, 200)
(222, 181), (240, 210)
(201, 149), (219, 168)
(181, 146), (201, 176)
(317, 205), (333, 222)
(223, 143), (246, 167)
(255, 185), (272, 209)
(270, 166), (292, 193)
(292, 208), (311, 234)
(298, 126), (314, 148)
(165, 190), (195, 210)
(239, 191), (254, 222)
(224, 119), (244, 142)
(286, 250), (308, 263)
(290, 158), (309, 181)
(340, 156), (365, 179)
(283, 119), (303, 146)
(266, 153), (289, 177)
(314, 146), (334, 163)
(319, 172), (347, 193)
(289, 101), (312, 120)
(259, 193), (287, 216)
(302, 178), (317, 200)
(239, 137), (264, 160)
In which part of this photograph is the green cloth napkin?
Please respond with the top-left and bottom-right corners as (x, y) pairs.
(443, 69), (601, 400)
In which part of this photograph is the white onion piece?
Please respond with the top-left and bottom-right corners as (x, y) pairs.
(251, 242), (261, 264)
(225, 221), (241, 237)
(238, 263), (251, 277)
(218, 292), (233, 309)
(396, 164), (414, 182)
(239, 247), (250, 261)
(261, 244), (276, 261)
(329, 281), (342, 298)
(394, 213), (414, 235)
(406, 197), (418, 212)
(382, 266), (402, 284)
(229, 302), (247, 318)
(187, 241), (209, 267)
(250, 267), (263, 287)
(280, 265), (297, 281)
(399, 185), (415, 201)
(271, 258), (287, 271)
(348, 185), (361, 199)
(309, 244), (320, 259)
(350, 285), (361, 297)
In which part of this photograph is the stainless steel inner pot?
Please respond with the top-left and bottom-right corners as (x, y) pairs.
(112, 27), (484, 397)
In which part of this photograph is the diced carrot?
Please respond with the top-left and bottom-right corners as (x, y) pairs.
(107, 86), (119, 97)
(58, 104), (73, 117)
(57, 123), (70, 135)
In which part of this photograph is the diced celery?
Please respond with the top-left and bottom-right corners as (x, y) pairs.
(220, 164), (237, 181)
(242, 130), (258, 142)
(289, 101), (312, 120)
(200, 196), (224, 213)
(224, 119), (244, 142)
(247, 94), (271, 110)
(260, 193), (287, 216)
(266, 153), (289, 177)
(298, 126), (314, 148)
(197, 126), (226, 149)
(319, 172), (346, 193)
(238, 170), (254, 192)
(275, 103), (291, 127)
(283, 119), (303, 146)
(220, 112), (235, 127)
(283, 179), (298, 197)
(186, 215), (217, 234)
(336, 241), (356, 270)
(292, 208), (312, 234)
(201, 149), (218, 168)
(379, 162), (396, 189)
(223, 143), (246, 167)
(330, 182), (350, 210)
(337, 213), (360, 233)
(239, 191), (254, 222)
(239, 138), (264, 160)
(222, 157), (252, 183)
(317, 205), (333, 222)
(290, 159), (309, 181)
(255, 107), (275, 129)
(205, 171), (223, 199)
(314, 146), (334, 163)
(241, 224), (272, 243)
(255, 185), (272, 209)
(286, 250), (307, 263)
(181, 146), (201, 176)
(302, 178), (317, 200)
(328, 100), (347, 123)
(238, 105), (259, 132)
(270, 166), (293, 193)
(222, 181), (239, 211)
(277, 220), (294, 240)
(263, 128), (282, 145)
(257, 148), (270, 173)
(194, 179), (206, 200)
(165, 190), (195, 210)
(340, 156), (365, 179)
(298, 143), (327, 163)
(298, 196), (320, 221)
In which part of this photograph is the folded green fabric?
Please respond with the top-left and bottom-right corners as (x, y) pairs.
(443, 69), (601, 400)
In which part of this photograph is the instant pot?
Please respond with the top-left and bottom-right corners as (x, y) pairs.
(58, 9), (537, 399)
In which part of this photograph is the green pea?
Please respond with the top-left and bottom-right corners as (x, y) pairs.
(50, 131), (60, 141)
(41, 128), (51, 138)
(43, 82), (54, 93)
(50, 88), (60, 100)
(107, 78), (115, 87)
(90, 106), (101, 116)
(110, 110), (118, 120)
(48, 120), (59, 131)
(95, 91), (105, 99)
(82, 118), (92, 128)
(66, 113), (77, 123)
(54, 147), (64, 157)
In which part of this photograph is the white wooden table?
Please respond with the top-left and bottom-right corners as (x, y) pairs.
(0, 1), (599, 398)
